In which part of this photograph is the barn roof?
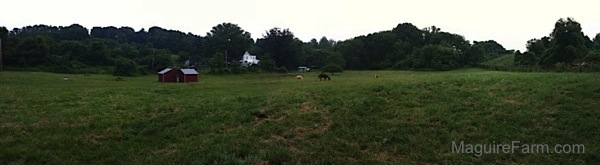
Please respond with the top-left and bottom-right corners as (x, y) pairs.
(158, 68), (172, 74)
(180, 69), (198, 75)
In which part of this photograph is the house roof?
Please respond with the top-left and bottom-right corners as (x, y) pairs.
(243, 51), (257, 57)
(180, 69), (198, 75)
(157, 68), (172, 74)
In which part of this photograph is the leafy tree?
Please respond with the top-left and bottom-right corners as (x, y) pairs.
(90, 26), (120, 39)
(336, 22), (471, 70)
(58, 24), (89, 41)
(85, 39), (112, 66)
(116, 26), (136, 42)
(55, 40), (89, 62)
(176, 52), (190, 64)
(12, 25), (60, 39)
(148, 26), (197, 54)
(49, 54), (85, 73)
(1, 35), (21, 66)
(363, 32), (397, 69)
(256, 28), (302, 69)
(323, 50), (345, 68)
(205, 23), (254, 63)
(526, 37), (550, 60)
(540, 18), (590, 66)
(1, 26), (7, 68)
(0, 26), (8, 41)
(131, 28), (149, 44)
(428, 32), (470, 53)
(473, 40), (509, 54)
(318, 36), (335, 50)
(305, 49), (345, 68)
(473, 40), (509, 60)
(466, 45), (485, 65)
(337, 37), (368, 69)
(593, 33), (600, 50)
(430, 46), (461, 70)
(115, 44), (139, 59)
(113, 57), (137, 76)
(145, 49), (173, 72)
(308, 38), (319, 48)
(259, 53), (277, 71)
(584, 50), (600, 62)
(229, 61), (248, 74)
(515, 51), (538, 66)
(323, 64), (343, 75)
(208, 52), (225, 74)
(409, 45), (461, 70)
(3, 24), (200, 73)
(16, 36), (54, 66)
(514, 50), (523, 65)
(393, 23), (425, 47)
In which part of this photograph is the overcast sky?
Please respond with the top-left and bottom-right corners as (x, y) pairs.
(1, 0), (599, 51)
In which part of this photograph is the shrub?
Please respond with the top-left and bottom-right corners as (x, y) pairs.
(323, 64), (343, 74)
(584, 50), (600, 62)
(277, 67), (289, 73)
(113, 57), (137, 77)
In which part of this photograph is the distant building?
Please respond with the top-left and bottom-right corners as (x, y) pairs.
(179, 69), (198, 83)
(239, 51), (260, 67)
(158, 68), (198, 83)
(158, 68), (177, 83)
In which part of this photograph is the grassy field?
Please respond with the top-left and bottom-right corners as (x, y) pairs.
(482, 54), (515, 67)
(0, 69), (598, 164)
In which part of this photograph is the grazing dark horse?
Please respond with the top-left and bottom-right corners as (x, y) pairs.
(318, 73), (330, 81)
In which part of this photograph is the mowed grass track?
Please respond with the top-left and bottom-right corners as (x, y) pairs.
(0, 69), (598, 164)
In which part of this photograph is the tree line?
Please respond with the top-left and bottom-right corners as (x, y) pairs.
(204, 23), (511, 73)
(0, 24), (202, 75)
(514, 18), (600, 69)
(3, 18), (595, 76)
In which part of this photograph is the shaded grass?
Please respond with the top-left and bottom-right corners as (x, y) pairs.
(482, 54), (515, 67)
(0, 69), (598, 164)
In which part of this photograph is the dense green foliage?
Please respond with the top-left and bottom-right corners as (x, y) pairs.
(255, 28), (303, 70)
(2, 22), (510, 73)
(472, 40), (512, 60)
(1, 70), (598, 163)
(1, 24), (201, 74)
(322, 64), (343, 74)
(516, 18), (600, 68)
(3, 17), (599, 73)
(113, 57), (137, 77)
(337, 24), (500, 70)
(204, 23), (254, 64)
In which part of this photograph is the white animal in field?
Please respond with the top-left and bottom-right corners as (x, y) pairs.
(296, 75), (303, 80)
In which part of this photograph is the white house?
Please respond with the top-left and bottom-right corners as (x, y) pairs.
(239, 51), (260, 67)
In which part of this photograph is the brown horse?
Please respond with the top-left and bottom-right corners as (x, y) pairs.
(318, 73), (330, 81)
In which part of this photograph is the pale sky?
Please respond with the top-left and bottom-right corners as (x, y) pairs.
(1, 0), (599, 51)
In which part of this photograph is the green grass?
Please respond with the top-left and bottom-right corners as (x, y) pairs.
(482, 54), (515, 67)
(1, 69), (598, 164)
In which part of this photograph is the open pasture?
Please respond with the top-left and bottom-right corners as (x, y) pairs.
(0, 69), (598, 164)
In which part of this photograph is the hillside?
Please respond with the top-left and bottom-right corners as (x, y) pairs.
(481, 54), (515, 67)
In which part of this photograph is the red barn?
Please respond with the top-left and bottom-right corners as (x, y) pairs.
(179, 69), (198, 83)
(158, 68), (177, 82)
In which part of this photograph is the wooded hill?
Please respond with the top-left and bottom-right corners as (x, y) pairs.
(1, 17), (598, 75)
